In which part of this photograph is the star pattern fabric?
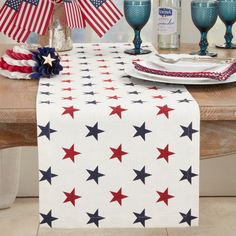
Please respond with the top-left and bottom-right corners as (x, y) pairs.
(37, 43), (200, 228)
(39, 167), (57, 185)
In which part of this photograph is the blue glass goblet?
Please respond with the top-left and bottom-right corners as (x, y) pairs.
(216, 0), (236, 49)
(191, 0), (218, 57)
(124, 0), (151, 55)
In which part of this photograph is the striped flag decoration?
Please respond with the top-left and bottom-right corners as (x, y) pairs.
(14, 0), (54, 35)
(78, 0), (123, 37)
(0, 0), (30, 42)
(64, 0), (86, 29)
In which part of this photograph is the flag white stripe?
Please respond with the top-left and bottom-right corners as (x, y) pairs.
(39, 3), (52, 34)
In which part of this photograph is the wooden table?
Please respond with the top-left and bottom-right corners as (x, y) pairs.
(0, 44), (236, 159)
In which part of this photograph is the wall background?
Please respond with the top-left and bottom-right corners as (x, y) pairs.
(0, 0), (236, 196)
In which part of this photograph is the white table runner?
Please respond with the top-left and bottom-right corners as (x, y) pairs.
(37, 43), (200, 228)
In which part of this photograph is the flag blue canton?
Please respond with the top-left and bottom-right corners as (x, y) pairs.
(90, 0), (107, 8)
(23, 0), (39, 6)
(5, 0), (21, 11)
(64, 0), (72, 3)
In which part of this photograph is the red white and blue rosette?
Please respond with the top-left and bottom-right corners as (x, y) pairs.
(0, 46), (63, 80)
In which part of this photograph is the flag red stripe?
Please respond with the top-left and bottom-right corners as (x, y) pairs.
(109, 0), (123, 17)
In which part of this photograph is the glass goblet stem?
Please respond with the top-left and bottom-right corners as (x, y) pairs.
(133, 30), (142, 54)
(225, 24), (233, 48)
(199, 31), (208, 55)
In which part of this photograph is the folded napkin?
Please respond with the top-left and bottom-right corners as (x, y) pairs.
(134, 61), (236, 81)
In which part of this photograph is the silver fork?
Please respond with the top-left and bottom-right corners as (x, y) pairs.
(155, 54), (235, 64)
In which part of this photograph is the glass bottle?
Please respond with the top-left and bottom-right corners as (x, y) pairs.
(157, 0), (181, 49)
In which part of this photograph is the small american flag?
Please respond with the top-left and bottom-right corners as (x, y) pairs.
(14, 0), (54, 35)
(0, 0), (30, 42)
(78, 0), (123, 37)
(64, 0), (86, 29)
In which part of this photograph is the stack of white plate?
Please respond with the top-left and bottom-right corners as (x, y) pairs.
(124, 54), (236, 85)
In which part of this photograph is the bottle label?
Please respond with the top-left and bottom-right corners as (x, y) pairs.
(158, 7), (177, 35)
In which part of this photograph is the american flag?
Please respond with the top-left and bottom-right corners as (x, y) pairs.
(0, 0), (30, 42)
(14, 0), (54, 35)
(78, 0), (123, 37)
(64, 0), (86, 29)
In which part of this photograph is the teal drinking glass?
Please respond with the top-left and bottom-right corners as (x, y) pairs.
(191, 0), (218, 57)
(124, 0), (152, 55)
(216, 0), (236, 49)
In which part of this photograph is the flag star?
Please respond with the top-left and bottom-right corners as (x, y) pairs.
(62, 106), (80, 119)
(42, 54), (56, 66)
(133, 166), (151, 184)
(107, 95), (121, 100)
(133, 122), (152, 141)
(178, 98), (193, 103)
(38, 122), (57, 140)
(39, 167), (57, 185)
(110, 144), (128, 162)
(180, 166), (198, 184)
(179, 209), (197, 226)
(62, 144), (81, 162)
(87, 209), (105, 227)
(40, 210), (58, 228)
(157, 145), (175, 163)
(110, 188), (128, 206)
(86, 122), (104, 140)
(156, 188), (174, 206)
(87, 166), (105, 184)
(133, 209), (151, 227)
(63, 188), (81, 206)
(152, 95), (165, 99)
(156, 105), (174, 118)
(109, 105), (127, 119)
(180, 122), (198, 140)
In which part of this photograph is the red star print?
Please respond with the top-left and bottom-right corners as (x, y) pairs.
(105, 87), (117, 91)
(63, 188), (81, 206)
(97, 59), (106, 62)
(103, 79), (113, 82)
(156, 105), (174, 118)
(132, 59), (141, 62)
(156, 188), (174, 206)
(110, 188), (128, 206)
(63, 144), (81, 162)
(62, 87), (73, 91)
(99, 65), (108, 68)
(152, 95), (165, 99)
(62, 106), (80, 119)
(62, 79), (73, 83)
(148, 86), (159, 90)
(157, 145), (175, 163)
(107, 95), (121, 100)
(109, 105), (127, 119)
(110, 144), (128, 162)
(62, 96), (76, 100)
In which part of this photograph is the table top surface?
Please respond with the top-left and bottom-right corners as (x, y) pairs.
(0, 43), (236, 123)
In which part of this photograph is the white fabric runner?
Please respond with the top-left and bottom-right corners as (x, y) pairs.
(37, 43), (200, 229)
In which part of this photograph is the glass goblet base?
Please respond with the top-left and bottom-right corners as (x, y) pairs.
(124, 48), (151, 55)
(216, 43), (236, 49)
(190, 51), (217, 57)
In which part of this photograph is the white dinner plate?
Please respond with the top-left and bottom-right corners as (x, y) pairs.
(149, 54), (223, 72)
(124, 63), (236, 85)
